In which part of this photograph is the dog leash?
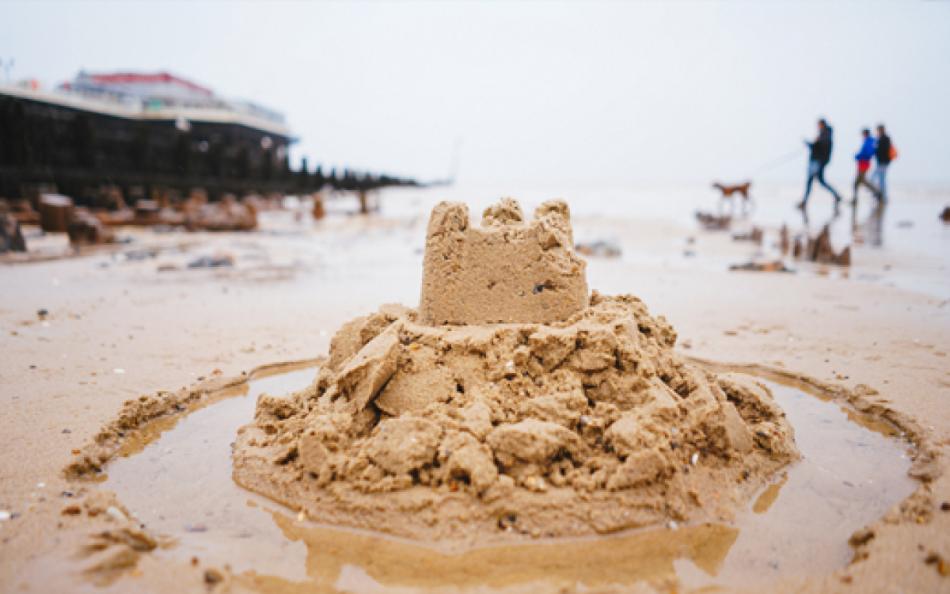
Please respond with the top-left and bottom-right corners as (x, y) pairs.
(750, 148), (803, 176)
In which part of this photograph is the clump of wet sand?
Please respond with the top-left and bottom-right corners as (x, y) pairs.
(232, 198), (798, 545)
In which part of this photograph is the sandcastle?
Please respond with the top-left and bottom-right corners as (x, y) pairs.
(233, 198), (798, 545)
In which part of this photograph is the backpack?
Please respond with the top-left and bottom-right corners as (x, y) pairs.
(889, 143), (898, 161)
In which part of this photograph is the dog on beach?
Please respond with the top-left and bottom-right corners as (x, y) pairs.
(712, 181), (753, 215)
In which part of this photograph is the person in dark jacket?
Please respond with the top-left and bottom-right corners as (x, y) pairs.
(852, 128), (880, 205)
(798, 118), (843, 209)
(874, 124), (893, 202)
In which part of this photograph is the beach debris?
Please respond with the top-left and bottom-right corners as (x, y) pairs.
(242, 193), (283, 214)
(204, 568), (224, 585)
(729, 260), (794, 273)
(695, 210), (731, 230)
(105, 506), (128, 523)
(731, 226), (763, 244)
(184, 523), (208, 533)
(233, 198), (798, 541)
(88, 191), (259, 231)
(184, 194), (257, 232)
(0, 198), (40, 225)
(62, 504), (82, 516)
(91, 185), (127, 211)
(924, 552), (949, 577)
(0, 510), (12, 521)
(79, 526), (158, 586)
(575, 240), (622, 258)
(68, 209), (115, 247)
(134, 199), (162, 221)
(0, 210), (27, 253)
(357, 189), (378, 214)
(187, 254), (234, 269)
(896, 220), (914, 229)
(119, 249), (158, 262)
(940, 206), (950, 223)
(39, 194), (75, 233)
(792, 225), (851, 266)
(312, 194), (326, 220)
(96, 203), (185, 227)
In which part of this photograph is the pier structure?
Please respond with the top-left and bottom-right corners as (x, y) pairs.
(0, 72), (415, 205)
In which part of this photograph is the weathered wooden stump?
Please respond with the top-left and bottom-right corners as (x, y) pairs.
(39, 194), (75, 233)
(0, 211), (27, 253)
(67, 209), (115, 246)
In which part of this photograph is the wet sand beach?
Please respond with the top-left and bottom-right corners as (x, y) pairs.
(1, 183), (949, 593)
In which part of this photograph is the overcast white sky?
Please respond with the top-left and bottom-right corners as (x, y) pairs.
(2, 1), (949, 185)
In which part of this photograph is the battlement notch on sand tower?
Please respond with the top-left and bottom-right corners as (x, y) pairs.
(419, 198), (589, 325)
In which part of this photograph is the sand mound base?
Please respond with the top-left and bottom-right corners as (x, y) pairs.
(233, 292), (797, 545)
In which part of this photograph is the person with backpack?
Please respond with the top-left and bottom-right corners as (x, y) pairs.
(798, 118), (843, 210)
(852, 128), (881, 205)
(874, 124), (896, 202)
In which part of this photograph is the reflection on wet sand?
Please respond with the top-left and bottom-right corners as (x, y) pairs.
(751, 474), (788, 514)
(99, 364), (915, 594)
(851, 202), (886, 248)
(240, 514), (737, 593)
(799, 198), (889, 251)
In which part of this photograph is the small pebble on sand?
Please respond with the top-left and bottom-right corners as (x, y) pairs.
(204, 569), (224, 584)
(106, 506), (127, 522)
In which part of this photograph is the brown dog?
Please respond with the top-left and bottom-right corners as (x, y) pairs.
(712, 181), (753, 214)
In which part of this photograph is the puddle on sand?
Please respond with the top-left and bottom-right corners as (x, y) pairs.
(104, 366), (917, 593)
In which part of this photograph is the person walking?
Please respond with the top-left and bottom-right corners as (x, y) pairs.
(852, 128), (880, 205)
(798, 118), (843, 209)
(874, 124), (895, 202)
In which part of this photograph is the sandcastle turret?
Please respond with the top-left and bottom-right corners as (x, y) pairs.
(419, 198), (589, 325)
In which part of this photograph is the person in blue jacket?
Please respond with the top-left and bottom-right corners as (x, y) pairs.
(798, 118), (843, 209)
(852, 128), (881, 205)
